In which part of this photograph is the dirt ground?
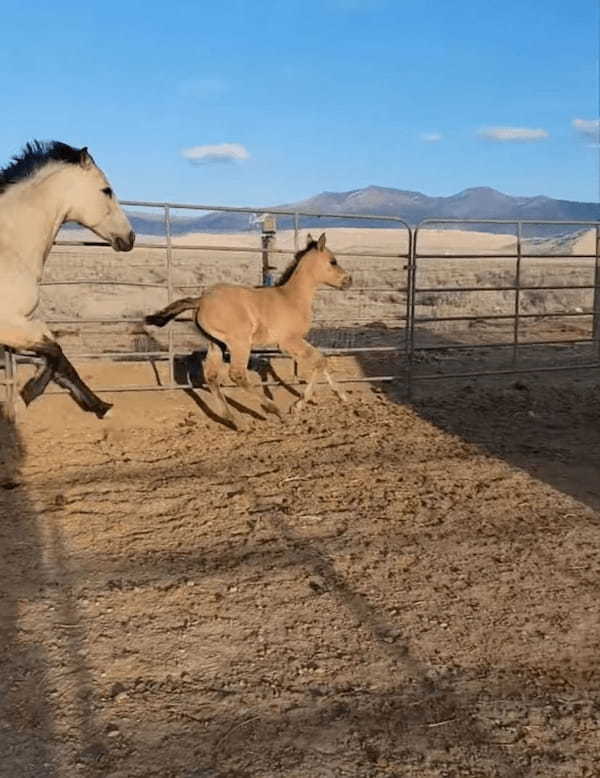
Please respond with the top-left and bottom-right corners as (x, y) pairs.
(1, 356), (600, 778)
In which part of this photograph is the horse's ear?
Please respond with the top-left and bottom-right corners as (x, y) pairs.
(317, 233), (327, 251)
(79, 147), (93, 167)
(306, 233), (314, 247)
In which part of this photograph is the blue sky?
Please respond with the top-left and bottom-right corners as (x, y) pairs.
(1, 0), (598, 206)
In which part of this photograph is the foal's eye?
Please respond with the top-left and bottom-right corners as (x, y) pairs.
(102, 187), (113, 198)
(330, 258), (338, 266)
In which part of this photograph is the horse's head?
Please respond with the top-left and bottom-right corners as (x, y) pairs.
(304, 233), (352, 289)
(62, 147), (135, 252)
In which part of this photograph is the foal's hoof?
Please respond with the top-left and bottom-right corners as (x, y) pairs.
(228, 415), (248, 432)
(264, 403), (285, 421)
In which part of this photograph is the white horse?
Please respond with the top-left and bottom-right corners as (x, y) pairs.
(0, 140), (135, 418)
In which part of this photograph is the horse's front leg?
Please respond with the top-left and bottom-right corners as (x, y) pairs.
(33, 337), (113, 418)
(0, 317), (53, 406)
(20, 354), (54, 406)
(0, 316), (112, 418)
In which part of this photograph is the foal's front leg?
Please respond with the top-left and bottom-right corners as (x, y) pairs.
(280, 337), (348, 413)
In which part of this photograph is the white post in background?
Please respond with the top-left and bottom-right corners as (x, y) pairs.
(261, 214), (277, 286)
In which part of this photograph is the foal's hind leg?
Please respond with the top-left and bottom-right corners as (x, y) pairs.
(228, 339), (284, 420)
(203, 341), (238, 428)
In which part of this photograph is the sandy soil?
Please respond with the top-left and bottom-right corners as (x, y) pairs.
(1, 358), (600, 778)
(1, 226), (599, 776)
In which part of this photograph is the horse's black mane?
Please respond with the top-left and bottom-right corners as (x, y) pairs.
(276, 240), (317, 286)
(0, 140), (84, 194)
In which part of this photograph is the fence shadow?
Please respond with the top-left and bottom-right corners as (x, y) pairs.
(347, 324), (600, 513)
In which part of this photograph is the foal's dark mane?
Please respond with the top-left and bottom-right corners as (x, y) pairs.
(0, 141), (84, 195)
(276, 240), (317, 286)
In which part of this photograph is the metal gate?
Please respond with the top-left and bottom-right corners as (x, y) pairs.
(1, 208), (599, 417)
(409, 218), (600, 385)
(0, 200), (412, 415)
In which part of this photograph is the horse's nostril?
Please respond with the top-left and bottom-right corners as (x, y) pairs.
(114, 231), (136, 252)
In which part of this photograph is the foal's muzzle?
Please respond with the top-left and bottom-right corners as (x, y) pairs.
(340, 274), (353, 290)
(112, 230), (136, 252)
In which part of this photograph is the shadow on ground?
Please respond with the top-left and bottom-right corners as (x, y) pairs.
(0, 408), (120, 775)
(0, 409), (59, 774)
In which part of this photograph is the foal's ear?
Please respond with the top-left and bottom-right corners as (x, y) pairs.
(306, 233), (314, 247)
(317, 233), (327, 251)
(79, 147), (93, 168)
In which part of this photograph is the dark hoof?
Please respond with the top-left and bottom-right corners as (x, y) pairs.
(20, 382), (39, 407)
(95, 401), (113, 419)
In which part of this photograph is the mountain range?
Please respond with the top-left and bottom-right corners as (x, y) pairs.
(111, 185), (600, 237)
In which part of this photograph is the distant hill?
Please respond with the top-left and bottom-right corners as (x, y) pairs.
(73, 185), (600, 237)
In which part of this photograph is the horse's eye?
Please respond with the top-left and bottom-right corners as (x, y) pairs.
(330, 258), (338, 266)
(102, 187), (113, 198)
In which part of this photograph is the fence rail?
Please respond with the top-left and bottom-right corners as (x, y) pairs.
(2, 204), (600, 416)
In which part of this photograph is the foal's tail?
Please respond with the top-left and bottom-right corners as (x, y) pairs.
(144, 297), (200, 328)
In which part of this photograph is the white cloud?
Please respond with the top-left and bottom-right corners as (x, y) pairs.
(181, 143), (250, 165)
(420, 132), (443, 142)
(572, 118), (600, 144)
(478, 126), (549, 142)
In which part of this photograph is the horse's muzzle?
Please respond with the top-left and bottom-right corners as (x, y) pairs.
(112, 230), (136, 252)
(340, 275), (353, 290)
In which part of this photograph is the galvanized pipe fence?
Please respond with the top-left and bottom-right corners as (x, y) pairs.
(1, 202), (599, 417)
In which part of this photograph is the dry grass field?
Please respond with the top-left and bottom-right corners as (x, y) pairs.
(1, 226), (599, 777)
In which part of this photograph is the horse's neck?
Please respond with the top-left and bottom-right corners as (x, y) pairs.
(0, 168), (67, 278)
(281, 263), (319, 314)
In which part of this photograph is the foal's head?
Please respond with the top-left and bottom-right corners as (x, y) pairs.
(300, 233), (352, 289)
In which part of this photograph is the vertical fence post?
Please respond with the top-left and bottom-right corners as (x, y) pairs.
(512, 221), (522, 366)
(261, 214), (277, 286)
(406, 225), (417, 398)
(593, 225), (600, 360)
(10, 350), (17, 419)
(3, 348), (16, 421)
(164, 205), (175, 387)
(292, 213), (300, 380)
(293, 212), (299, 252)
